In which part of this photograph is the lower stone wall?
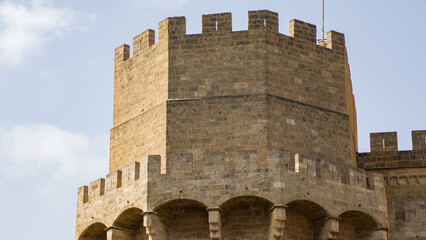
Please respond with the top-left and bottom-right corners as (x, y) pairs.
(164, 205), (209, 240)
(284, 208), (313, 240)
(222, 200), (269, 240)
(374, 168), (426, 240)
(338, 220), (356, 240)
(77, 150), (389, 240)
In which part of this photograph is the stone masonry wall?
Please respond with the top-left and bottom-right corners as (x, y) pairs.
(166, 95), (268, 170)
(109, 103), (166, 172)
(163, 10), (356, 167)
(76, 10), (393, 240)
(267, 95), (351, 165)
(77, 149), (388, 240)
(111, 28), (169, 172)
(357, 131), (426, 240)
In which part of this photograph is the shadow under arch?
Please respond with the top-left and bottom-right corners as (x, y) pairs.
(154, 199), (210, 240)
(219, 195), (274, 240)
(284, 199), (330, 240)
(154, 198), (208, 215)
(113, 207), (144, 230)
(78, 222), (107, 240)
(111, 207), (147, 239)
(286, 199), (330, 222)
(219, 195), (274, 213)
(339, 210), (380, 231)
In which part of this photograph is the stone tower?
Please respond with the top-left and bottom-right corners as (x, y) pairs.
(76, 10), (424, 240)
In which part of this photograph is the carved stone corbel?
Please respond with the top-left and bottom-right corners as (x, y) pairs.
(207, 207), (222, 240)
(267, 204), (287, 240)
(143, 212), (167, 240)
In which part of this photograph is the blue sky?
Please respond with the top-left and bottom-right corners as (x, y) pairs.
(0, 0), (425, 239)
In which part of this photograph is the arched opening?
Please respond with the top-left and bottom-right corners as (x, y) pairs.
(285, 200), (330, 240)
(154, 199), (209, 239)
(338, 211), (380, 240)
(79, 222), (107, 240)
(220, 196), (273, 240)
(113, 207), (147, 240)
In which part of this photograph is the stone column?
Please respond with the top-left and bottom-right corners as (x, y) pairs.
(106, 226), (135, 240)
(267, 204), (287, 240)
(143, 212), (167, 240)
(313, 217), (340, 240)
(207, 207), (222, 240)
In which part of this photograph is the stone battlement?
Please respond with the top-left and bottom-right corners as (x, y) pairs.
(357, 130), (426, 170)
(79, 150), (384, 205)
(368, 130), (426, 152)
(115, 10), (345, 64)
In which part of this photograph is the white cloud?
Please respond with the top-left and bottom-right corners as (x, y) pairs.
(0, 0), (95, 67)
(0, 123), (108, 182)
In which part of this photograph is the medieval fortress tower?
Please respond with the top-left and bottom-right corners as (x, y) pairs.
(76, 10), (426, 240)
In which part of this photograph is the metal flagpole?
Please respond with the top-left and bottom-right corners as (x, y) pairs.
(322, 0), (325, 42)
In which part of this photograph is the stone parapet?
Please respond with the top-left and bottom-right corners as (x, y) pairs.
(358, 130), (426, 170)
(76, 149), (388, 240)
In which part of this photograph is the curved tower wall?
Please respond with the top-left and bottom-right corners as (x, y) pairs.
(110, 10), (358, 173)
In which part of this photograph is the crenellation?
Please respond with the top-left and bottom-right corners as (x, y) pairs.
(106, 170), (122, 193)
(349, 167), (368, 188)
(248, 10), (279, 33)
(412, 130), (426, 150)
(366, 172), (385, 192)
(202, 13), (232, 33)
(358, 130), (426, 172)
(77, 185), (88, 205)
(113, 11), (350, 68)
(289, 19), (317, 43)
(146, 154), (162, 176)
(89, 178), (105, 201)
(158, 16), (186, 41)
(122, 162), (140, 187)
(370, 132), (398, 152)
(320, 161), (342, 183)
(326, 30), (346, 53)
(294, 153), (316, 177)
(114, 44), (130, 63)
(133, 29), (155, 56)
(79, 150), (379, 205)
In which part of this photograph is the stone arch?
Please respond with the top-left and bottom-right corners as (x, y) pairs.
(284, 199), (330, 240)
(338, 210), (384, 240)
(154, 199), (209, 240)
(219, 196), (274, 240)
(111, 207), (148, 240)
(78, 222), (107, 240)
